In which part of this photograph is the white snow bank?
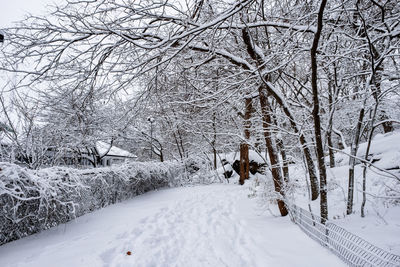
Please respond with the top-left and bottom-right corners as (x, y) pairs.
(334, 131), (400, 170)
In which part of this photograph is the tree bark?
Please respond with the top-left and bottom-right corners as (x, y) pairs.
(310, 0), (328, 223)
(259, 86), (288, 216)
(361, 103), (379, 217)
(276, 138), (289, 184)
(244, 97), (252, 140)
(327, 131), (335, 168)
(347, 105), (365, 215)
(239, 143), (249, 185)
(273, 115), (289, 184)
(327, 78), (337, 168)
(212, 111), (217, 170)
(239, 97), (253, 184)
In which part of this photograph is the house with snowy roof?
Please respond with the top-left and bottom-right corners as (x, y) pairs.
(1, 120), (136, 167)
(0, 136), (137, 168)
(63, 141), (137, 167)
(91, 141), (137, 167)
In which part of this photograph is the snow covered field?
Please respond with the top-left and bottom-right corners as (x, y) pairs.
(0, 184), (344, 267)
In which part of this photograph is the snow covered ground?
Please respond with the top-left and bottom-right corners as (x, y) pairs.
(0, 184), (344, 267)
(290, 131), (400, 254)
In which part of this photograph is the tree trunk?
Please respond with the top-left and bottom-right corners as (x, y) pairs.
(347, 104), (365, 215)
(327, 131), (335, 168)
(273, 113), (289, 184)
(212, 111), (217, 169)
(244, 97), (252, 140)
(310, 0), (328, 223)
(327, 78), (337, 168)
(276, 138), (289, 184)
(300, 134), (319, 200)
(372, 64), (393, 133)
(239, 143), (249, 185)
(262, 82), (319, 200)
(239, 97), (253, 183)
(259, 86), (288, 216)
(361, 103), (379, 217)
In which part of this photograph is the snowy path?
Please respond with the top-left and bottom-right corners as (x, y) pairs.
(0, 184), (344, 267)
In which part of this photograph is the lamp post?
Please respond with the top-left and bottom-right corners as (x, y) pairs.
(147, 117), (155, 159)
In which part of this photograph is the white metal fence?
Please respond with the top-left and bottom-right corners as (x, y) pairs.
(289, 204), (400, 267)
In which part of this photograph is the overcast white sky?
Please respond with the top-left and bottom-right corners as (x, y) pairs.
(1, 0), (58, 28)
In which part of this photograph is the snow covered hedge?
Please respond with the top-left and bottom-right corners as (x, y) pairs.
(0, 160), (209, 245)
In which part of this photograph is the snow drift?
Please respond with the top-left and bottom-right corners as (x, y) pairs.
(334, 131), (400, 170)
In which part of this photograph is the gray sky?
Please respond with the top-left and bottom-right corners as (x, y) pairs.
(1, 0), (58, 28)
(1, 1), (59, 109)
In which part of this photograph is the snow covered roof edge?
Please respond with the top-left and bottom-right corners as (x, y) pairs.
(96, 141), (137, 158)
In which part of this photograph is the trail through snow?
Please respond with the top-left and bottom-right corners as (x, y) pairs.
(0, 184), (344, 267)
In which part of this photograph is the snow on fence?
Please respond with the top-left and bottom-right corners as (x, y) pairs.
(0, 160), (208, 246)
(288, 204), (400, 267)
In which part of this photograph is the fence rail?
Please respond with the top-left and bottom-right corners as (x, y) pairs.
(288, 204), (400, 267)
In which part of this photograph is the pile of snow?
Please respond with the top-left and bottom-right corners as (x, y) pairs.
(334, 131), (400, 170)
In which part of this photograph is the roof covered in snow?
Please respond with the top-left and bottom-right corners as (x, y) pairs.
(96, 141), (137, 158)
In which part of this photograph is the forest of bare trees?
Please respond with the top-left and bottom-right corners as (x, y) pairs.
(1, 0), (399, 222)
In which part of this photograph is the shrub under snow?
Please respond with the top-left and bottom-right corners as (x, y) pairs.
(0, 160), (209, 245)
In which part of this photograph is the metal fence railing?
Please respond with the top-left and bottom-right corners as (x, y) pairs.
(288, 204), (400, 267)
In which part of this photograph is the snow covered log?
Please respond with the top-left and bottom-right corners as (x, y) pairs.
(0, 161), (191, 245)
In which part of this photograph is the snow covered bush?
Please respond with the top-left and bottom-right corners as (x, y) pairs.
(180, 156), (223, 185)
(0, 160), (193, 245)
